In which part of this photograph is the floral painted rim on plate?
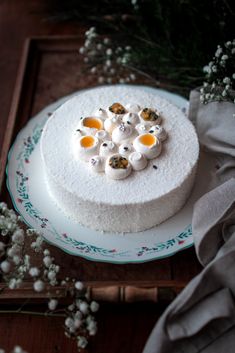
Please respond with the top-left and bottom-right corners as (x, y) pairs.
(6, 85), (194, 264)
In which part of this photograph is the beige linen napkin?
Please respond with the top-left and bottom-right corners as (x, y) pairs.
(142, 89), (235, 353)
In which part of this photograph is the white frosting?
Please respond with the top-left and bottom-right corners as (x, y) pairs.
(133, 134), (162, 159)
(112, 123), (137, 144)
(94, 108), (107, 120)
(74, 135), (100, 161)
(122, 112), (140, 125)
(105, 154), (132, 180)
(135, 123), (151, 135)
(149, 125), (168, 141)
(119, 143), (133, 157)
(129, 152), (147, 171)
(125, 103), (141, 113)
(95, 129), (110, 141)
(99, 140), (117, 158)
(41, 85), (199, 232)
(104, 117), (121, 134)
(89, 155), (105, 172)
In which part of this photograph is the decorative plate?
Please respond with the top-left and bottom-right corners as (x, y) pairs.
(6, 85), (215, 264)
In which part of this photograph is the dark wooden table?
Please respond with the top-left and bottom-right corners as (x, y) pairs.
(0, 2), (202, 352)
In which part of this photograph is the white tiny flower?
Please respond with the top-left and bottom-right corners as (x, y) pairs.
(47, 270), (56, 281)
(77, 336), (88, 349)
(84, 57), (89, 63)
(68, 303), (75, 311)
(221, 54), (228, 61)
(96, 43), (103, 50)
(103, 37), (110, 45)
(9, 278), (17, 289)
(29, 267), (40, 277)
(87, 320), (97, 335)
(43, 249), (50, 256)
(48, 298), (58, 311)
(90, 66), (97, 74)
(222, 90), (227, 97)
(105, 59), (112, 67)
(119, 78), (125, 84)
(106, 48), (113, 56)
(232, 73), (235, 79)
(12, 229), (24, 244)
(79, 301), (89, 314)
(43, 255), (52, 268)
(98, 76), (105, 84)
(13, 255), (21, 265)
(130, 73), (136, 81)
(90, 301), (99, 312)
(223, 77), (231, 84)
(79, 47), (85, 54)
(74, 318), (82, 329)
(107, 77), (112, 84)
(33, 280), (45, 292)
(75, 310), (83, 320)
(65, 317), (74, 328)
(0, 260), (11, 273)
(75, 281), (84, 291)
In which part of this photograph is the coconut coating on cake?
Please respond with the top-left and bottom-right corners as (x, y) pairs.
(40, 85), (199, 232)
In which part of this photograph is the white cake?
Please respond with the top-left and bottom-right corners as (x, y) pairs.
(40, 85), (199, 233)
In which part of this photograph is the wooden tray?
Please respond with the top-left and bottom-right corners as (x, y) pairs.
(0, 36), (202, 303)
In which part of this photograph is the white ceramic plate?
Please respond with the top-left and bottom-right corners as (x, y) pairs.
(6, 85), (215, 264)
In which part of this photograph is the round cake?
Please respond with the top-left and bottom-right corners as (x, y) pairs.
(40, 85), (199, 233)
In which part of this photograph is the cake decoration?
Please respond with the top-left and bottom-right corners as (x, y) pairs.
(133, 133), (162, 159)
(73, 101), (168, 179)
(105, 154), (132, 180)
(76, 135), (100, 161)
(139, 108), (162, 125)
(149, 125), (167, 141)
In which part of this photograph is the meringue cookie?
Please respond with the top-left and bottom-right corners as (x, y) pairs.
(133, 133), (162, 159)
(125, 103), (141, 113)
(135, 123), (151, 135)
(94, 108), (108, 120)
(112, 123), (138, 145)
(75, 135), (100, 161)
(139, 108), (162, 126)
(105, 154), (132, 180)
(107, 102), (126, 119)
(129, 152), (148, 171)
(122, 112), (140, 125)
(89, 155), (105, 173)
(149, 125), (167, 141)
(99, 140), (117, 158)
(95, 129), (111, 141)
(104, 116), (121, 134)
(79, 117), (103, 135)
(118, 143), (133, 157)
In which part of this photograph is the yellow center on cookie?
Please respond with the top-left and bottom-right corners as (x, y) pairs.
(80, 136), (95, 148)
(139, 133), (156, 146)
(83, 117), (102, 130)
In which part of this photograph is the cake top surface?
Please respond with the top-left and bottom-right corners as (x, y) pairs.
(41, 85), (199, 205)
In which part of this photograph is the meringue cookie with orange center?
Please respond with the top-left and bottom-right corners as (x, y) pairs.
(105, 154), (132, 180)
(89, 155), (105, 173)
(104, 116), (122, 134)
(129, 151), (148, 171)
(107, 102), (126, 119)
(79, 116), (103, 135)
(122, 112), (140, 125)
(118, 143), (133, 157)
(139, 108), (162, 126)
(75, 135), (100, 161)
(125, 103), (141, 113)
(112, 123), (138, 145)
(93, 108), (108, 120)
(95, 129), (111, 141)
(149, 125), (168, 141)
(99, 140), (117, 158)
(135, 123), (151, 135)
(133, 133), (162, 159)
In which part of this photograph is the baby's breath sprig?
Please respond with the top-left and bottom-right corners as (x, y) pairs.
(0, 202), (99, 351)
(200, 39), (235, 104)
(79, 27), (137, 85)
